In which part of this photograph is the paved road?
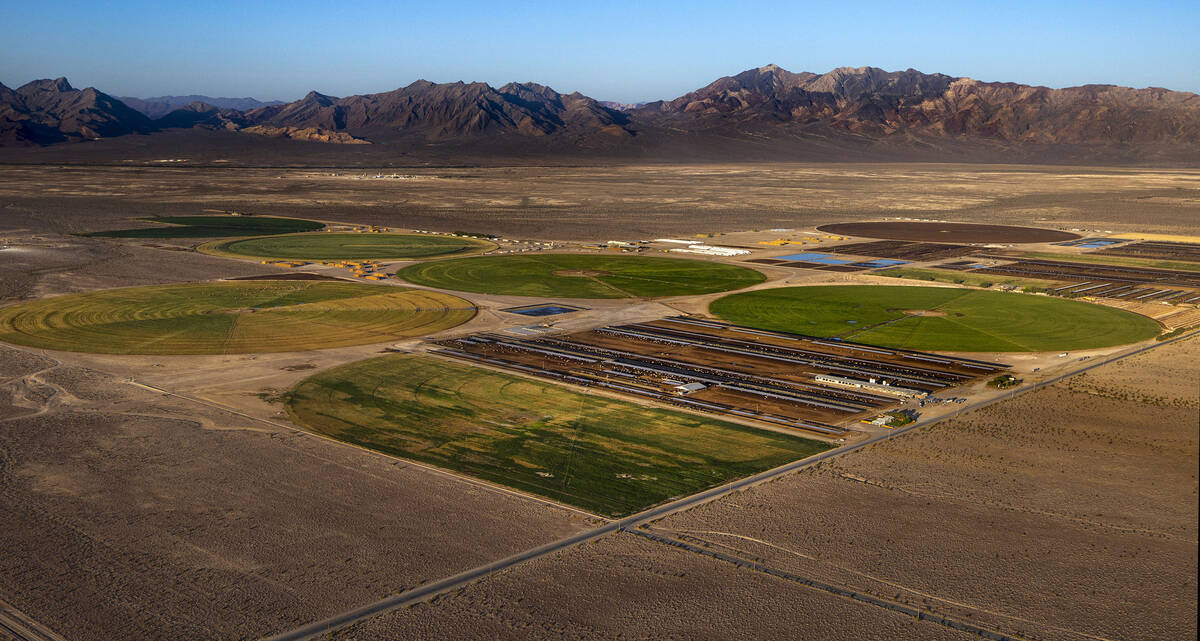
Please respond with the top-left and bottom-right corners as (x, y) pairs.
(260, 331), (1197, 641)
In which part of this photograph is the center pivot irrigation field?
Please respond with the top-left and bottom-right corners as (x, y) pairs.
(286, 354), (830, 516)
(816, 221), (1080, 243)
(0, 281), (475, 354)
(711, 285), (1161, 352)
(200, 232), (495, 260)
(400, 254), (766, 298)
(80, 215), (325, 238)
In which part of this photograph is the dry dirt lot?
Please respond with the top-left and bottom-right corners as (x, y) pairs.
(1, 164), (1198, 243)
(325, 335), (1197, 641)
(0, 236), (290, 301)
(0, 344), (592, 641)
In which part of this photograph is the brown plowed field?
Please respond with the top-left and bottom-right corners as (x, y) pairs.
(818, 221), (1080, 243)
(824, 240), (977, 261)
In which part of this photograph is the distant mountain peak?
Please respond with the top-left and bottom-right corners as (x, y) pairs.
(1, 77), (151, 145)
(19, 77), (75, 93)
(118, 94), (286, 119)
(300, 91), (337, 103)
(180, 101), (221, 113)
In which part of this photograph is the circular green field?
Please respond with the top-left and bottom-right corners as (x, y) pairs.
(710, 285), (1161, 352)
(0, 281), (475, 354)
(398, 254), (766, 299)
(199, 233), (495, 260)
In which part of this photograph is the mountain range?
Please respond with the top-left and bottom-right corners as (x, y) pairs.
(2, 65), (1198, 162)
(0, 77), (152, 145)
(117, 95), (285, 119)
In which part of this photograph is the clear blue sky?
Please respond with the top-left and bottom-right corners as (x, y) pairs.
(2, 0), (1196, 102)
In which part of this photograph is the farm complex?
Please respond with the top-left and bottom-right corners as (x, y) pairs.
(433, 317), (1004, 436)
(959, 256), (1200, 301)
(0, 162), (1196, 641)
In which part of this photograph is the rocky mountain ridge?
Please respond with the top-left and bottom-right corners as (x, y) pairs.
(117, 95), (285, 119)
(0, 77), (152, 145)
(2, 66), (1197, 160)
(639, 65), (1200, 145)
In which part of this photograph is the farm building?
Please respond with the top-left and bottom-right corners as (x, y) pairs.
(813, 374), (927, 399)
(673, 382), (708, 396)
(668, 245), (751, 257)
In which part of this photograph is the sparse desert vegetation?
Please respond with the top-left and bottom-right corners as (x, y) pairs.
(2, 164), (1198, 241)
(330, 533), (985, 641)
(656, 336), (1198, 641)
(0, 345), (592, 641)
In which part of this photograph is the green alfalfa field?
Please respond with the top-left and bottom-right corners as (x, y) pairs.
(399, 253), (766, 299)
(710, 285), (1161, 352)
(0, 281), (475, 354)
(200, 232), (495, 260)
(285, 354), (830, 516)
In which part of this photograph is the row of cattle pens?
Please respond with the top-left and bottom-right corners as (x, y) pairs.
(957, 256), (1200, 303)
(431, 317), (1006, 437)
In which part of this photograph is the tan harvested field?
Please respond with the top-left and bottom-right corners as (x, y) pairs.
(1095, 298), (1200, 330)
(0, 282), (475, 354)
(0, 344), (591, 641)
(1, 164), (1198, 244)
(331, 533), (983, 641)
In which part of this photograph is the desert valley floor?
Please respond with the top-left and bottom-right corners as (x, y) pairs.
(0, 162), (1196, 641)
